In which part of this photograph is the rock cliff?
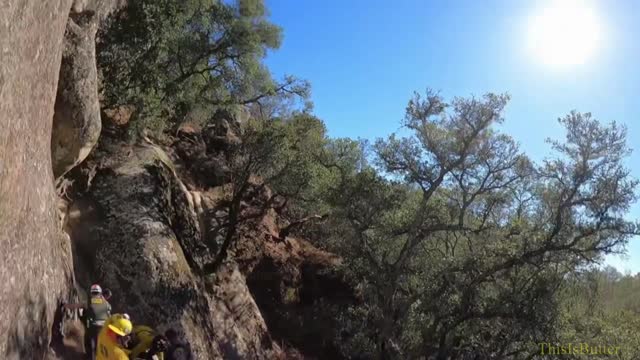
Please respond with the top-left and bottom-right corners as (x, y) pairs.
(51, 0), (126, 180)
(58, 120), (356, 358)
(1, 1), (353, 358)
(0, 1), (74, 358)
(64, 136), (282, 358)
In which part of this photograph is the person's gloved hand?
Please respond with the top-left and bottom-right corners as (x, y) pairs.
(150, 335), (169, 353)
(59, 302), (70, 318)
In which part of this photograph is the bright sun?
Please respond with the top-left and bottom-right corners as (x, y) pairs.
(527, 0), (602, 67)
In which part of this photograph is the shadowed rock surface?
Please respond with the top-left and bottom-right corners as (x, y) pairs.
(59, 123), (357, 358)
(51, 0), (127, 179)
(51, 11), (101, 180)
(0, 1), (74, 358)
(66, 137), (284, 358)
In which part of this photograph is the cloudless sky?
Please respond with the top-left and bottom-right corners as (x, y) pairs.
(264, 0), (640, 274)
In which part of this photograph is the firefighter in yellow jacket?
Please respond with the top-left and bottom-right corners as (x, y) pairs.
(96, 313), (133, 360)
(128, 325), (169, 360)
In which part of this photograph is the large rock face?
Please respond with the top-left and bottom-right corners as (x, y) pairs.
(0, 1), (75, 358)
(66, 139), (283, 358)
(51, 0), (126, 179)
(61, 131), (358, 359)
(51, 11), (101, 179)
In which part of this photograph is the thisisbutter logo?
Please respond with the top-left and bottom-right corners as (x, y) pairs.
(539, 343), (620, 356)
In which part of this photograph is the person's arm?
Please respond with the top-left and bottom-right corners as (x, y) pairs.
(115, 348), (131, 360)
(130, 339), (151, 359)
(148, 353), (163, 360)
(150, 346), (165, 360)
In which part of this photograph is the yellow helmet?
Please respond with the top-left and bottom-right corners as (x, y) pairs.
(108, 316), (133, 336)
(105, 313), (128, 327)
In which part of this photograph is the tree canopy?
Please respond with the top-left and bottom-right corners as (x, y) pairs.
(98, 0), (310, 133)
(312, 91), (639, 359)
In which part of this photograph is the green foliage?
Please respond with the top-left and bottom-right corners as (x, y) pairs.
(314, 90), (639, 359)
(98, 0), (309, 134)
(558, 268), (640, 359)
(206, 112), (334, 271)
(233, 113), (328, 197)
(95, 1), (640, 356)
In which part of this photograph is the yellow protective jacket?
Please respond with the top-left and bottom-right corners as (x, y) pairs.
(96, 325), (130, 360)
(129, 325), (164, 360)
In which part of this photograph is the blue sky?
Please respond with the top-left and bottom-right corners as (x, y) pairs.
(263, 0), (640, 274)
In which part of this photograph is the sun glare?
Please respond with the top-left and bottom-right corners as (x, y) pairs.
(527, 0), (602, 67)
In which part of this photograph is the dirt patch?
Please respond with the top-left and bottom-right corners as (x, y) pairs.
(231, 213), (355, 359)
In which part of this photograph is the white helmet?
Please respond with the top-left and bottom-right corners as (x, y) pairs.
(90, 284), (102, 295)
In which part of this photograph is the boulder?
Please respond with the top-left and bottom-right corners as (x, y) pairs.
(0, 1), (75, 358)
(102, 105), (135, 126)
(51, 12), (102, 179)
(203, 109), (244, 154)
(173, 128), (231, 188)
(71, 0), (127, 17)
(51, 0), (127, 180)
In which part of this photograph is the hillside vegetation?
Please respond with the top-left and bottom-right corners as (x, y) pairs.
(1, 0), (638, 359)
(89, 0), (640, 358)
